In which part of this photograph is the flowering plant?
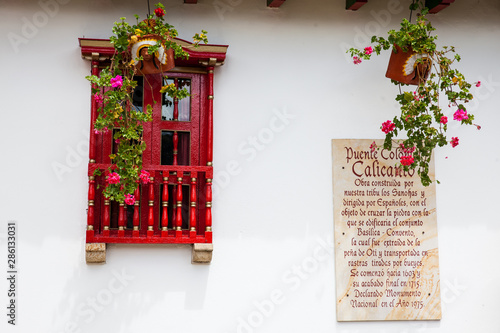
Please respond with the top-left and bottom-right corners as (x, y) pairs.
(347, 0), (480, 186)
(86, 3), (207, 203)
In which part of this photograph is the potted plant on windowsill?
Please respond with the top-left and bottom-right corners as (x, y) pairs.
(86, 2), (207, 204)
(348, 0), (481, 186)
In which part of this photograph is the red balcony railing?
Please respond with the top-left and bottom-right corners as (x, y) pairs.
(86, 164), (213, 245)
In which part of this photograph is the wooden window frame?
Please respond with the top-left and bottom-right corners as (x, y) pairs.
(80, 38), (227, 263)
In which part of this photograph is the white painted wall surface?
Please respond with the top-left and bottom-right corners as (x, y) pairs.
(1, 0), (499, 332)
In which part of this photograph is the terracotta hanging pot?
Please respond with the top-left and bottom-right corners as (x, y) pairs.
(385, 45), (432, 85)
(129, 33), (175, 75)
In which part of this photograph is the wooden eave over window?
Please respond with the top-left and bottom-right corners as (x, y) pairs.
(185, 0), (286, 7)
(79, 37), (228, 69)
(346, 0), (455, 13)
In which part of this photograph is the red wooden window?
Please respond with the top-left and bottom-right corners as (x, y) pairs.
(80, 38), (227, 260)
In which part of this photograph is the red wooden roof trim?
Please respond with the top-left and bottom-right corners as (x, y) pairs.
(267, 0), (286, 8)
(346, 0), (454, 12)
(426, 0), (455, 14)
(79, 37), (228, 66)
(346, 0), (367, 11)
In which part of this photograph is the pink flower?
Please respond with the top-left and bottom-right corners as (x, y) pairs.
(364, 46), (373, 55)
(453, 109), (468, 121)
(124, 194), (135, 205)
(353, 56), (362, 65)
(110, 75), (123, 88)
(115, 139), (120, 144)
(139, 170), (151, 184)
(476, 81), (481, 87)
(400, 155), (414, 166)
(370, 141), (377, 152)
(399, 143), (415, 155)
(381, 120), (396, 134)
(108, 172), (120, 184)
(450, 137), (459, 148)
(94, 129), (100, 134)
(154, 7), (165, 17)
(94, 93), (103, 103)
(440, 116), (448, 124)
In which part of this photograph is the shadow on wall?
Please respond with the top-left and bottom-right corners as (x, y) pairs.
(53, 243), (209, 332)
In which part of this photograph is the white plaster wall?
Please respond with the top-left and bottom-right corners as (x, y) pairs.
(1, 0), (499, 332)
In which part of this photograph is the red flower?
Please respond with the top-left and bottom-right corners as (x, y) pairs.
(400, 155), (414, 166)
(381, 120), (395, 134)
(139, 170), (151, 184)
(124, 194), (135, 205)
(154, 8), (165, 17)
(107, 172), (120, 184)
(450, 137), (459, 148)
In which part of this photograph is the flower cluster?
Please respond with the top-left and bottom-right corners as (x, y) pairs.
(124, 194), (135, 205)
(400, 143), (416, 155)
(400, 155), (415, 166)
(110, 75), (123, 88)
(381, 120), (396, 134)
(154, 7), (164, 17)
(108, 172), (121, 184)
(453, 109), (469, 121)
(94, 93), (103, 103)
(139, 170), (151, 184)
(450, 137), (459, 148)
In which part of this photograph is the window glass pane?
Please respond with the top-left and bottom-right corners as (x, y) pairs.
(162, 78), (174, 120)
(161, 131), (190, 165)
(178, 79), (191, 121)
(132, 76), (143, 112)
(162, 78), (191, 121)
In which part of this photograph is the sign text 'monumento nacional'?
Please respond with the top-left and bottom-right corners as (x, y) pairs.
(332, 139), (441, 321)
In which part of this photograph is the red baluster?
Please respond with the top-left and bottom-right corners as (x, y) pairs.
(190, 175), (197, 238)
(173, 131), (178, 166)
(86, 176), (95, 240)
(173, 78), (179, 121)
(161, 176), (169, 237)
(205, 177), (212, 243)
(118, 203), (125, 237)
(171, 174), (177, 232)
(147, 176), (155, 237)
(207, 66), (214, 166)
(176, 175), (183, 238)
(103, 180), (110, 237)
(133, 186), (140, 237)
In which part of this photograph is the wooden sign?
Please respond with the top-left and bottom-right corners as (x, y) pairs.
(332, 139), (441, 321)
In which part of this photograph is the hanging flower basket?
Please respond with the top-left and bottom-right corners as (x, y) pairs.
(129, 33), (175, 75)
(385, 45), (432, 85)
